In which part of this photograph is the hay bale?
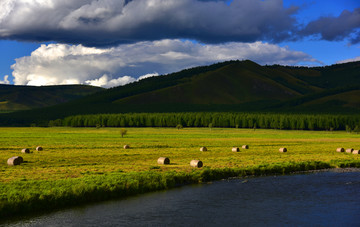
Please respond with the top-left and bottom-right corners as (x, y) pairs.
(21, 148), (30, 154)
(190, 160), (203, 168)
(346, 148), (354, 153)
(123, 145), (130, 149)
(200, 147), (207, 152)
(16, 156), (23, 163)
(7, 156), (23, 166)
(157, 157), (170, 165)
(352, 150), (359, 154)
(232, 147), (240, 152)
(336, 148), (345, 152)
(242, 145), (249, 149)
(36, 146), (43, 151)
(279, 148), (287, 153)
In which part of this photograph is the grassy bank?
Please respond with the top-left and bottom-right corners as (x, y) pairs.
(1, 127), (360, 220)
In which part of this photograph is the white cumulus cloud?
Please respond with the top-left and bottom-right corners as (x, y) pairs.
(85, 72), (159, 88)
(0, 75), (10, 84)
(138, 73), (159, 81)
(10, 39), (318, 88)
(85, 74), (136, 88)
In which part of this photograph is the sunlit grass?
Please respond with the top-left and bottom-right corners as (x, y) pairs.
(0, 127), (359, 219)
(1, 127), (359, 182)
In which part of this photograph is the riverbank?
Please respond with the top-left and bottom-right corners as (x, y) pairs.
(5, 169), (360, 227)
(1, 161), (360, 221)
(295, 166), (360, 174)
(1, 127), (359, 221)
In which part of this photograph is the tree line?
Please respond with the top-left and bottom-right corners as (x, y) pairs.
(48, 112), (360, 131)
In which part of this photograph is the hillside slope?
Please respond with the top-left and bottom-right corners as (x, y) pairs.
(115, 61), (304, 105)
(0, 84), (104, 112)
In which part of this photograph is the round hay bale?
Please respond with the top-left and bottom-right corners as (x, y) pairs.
(157, 157), (170, 165)
(190, 160), (203, 168)
(336, 148), (345, 152)
(242, 145), (249, 149)
(123, 145), (130, 149)
(200, 147), (207, 152)
(16, 156), (24, 163)
(7, 156), (23, 166)
(21, 148), (30, 154)
(279, 148), (287, 153)
(36, 146), (43, 151)
(232, 147), (240, 152)
(352, 150), (359, 154)
(346, 148), (354, 153)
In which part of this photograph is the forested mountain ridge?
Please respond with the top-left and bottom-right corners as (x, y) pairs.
(1, 60), (360, 126)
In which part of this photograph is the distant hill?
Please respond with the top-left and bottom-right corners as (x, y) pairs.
(1, 60), (359, 126)
(0, 84), (104, 112)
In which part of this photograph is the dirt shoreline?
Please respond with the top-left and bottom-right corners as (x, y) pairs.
(303, 167), (360, 173)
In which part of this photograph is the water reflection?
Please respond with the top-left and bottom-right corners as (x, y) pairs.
(5, 170), (360, 226)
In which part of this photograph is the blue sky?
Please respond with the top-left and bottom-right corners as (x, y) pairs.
(280, 0), (360, 65)
(0, 41), (40, 83)
(0, 0), (359, 87)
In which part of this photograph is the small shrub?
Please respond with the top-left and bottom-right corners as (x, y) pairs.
(120, 128), (127, 138)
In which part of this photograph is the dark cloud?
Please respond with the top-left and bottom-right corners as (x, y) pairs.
(301, 8), (360, 44)
(0, 0), (299, 46)
(2, 0), (357, 46)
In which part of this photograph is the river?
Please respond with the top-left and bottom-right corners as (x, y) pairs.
(4, 169), (360, 226)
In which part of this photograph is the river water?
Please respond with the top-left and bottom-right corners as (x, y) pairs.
(4, 169), (360, 227)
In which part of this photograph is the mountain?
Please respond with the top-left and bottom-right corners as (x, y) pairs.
(1, 60), (360, 126)
(0, 84), (104, 112)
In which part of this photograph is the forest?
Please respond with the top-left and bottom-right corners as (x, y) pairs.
(53, 112), (360, 131)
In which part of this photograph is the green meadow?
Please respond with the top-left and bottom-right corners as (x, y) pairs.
(1, 127), (360, 219)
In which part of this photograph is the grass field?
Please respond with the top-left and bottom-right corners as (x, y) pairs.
(1, 127), (360, 219)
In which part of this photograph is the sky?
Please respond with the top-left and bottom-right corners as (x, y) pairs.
(0, 0), (359, 88)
